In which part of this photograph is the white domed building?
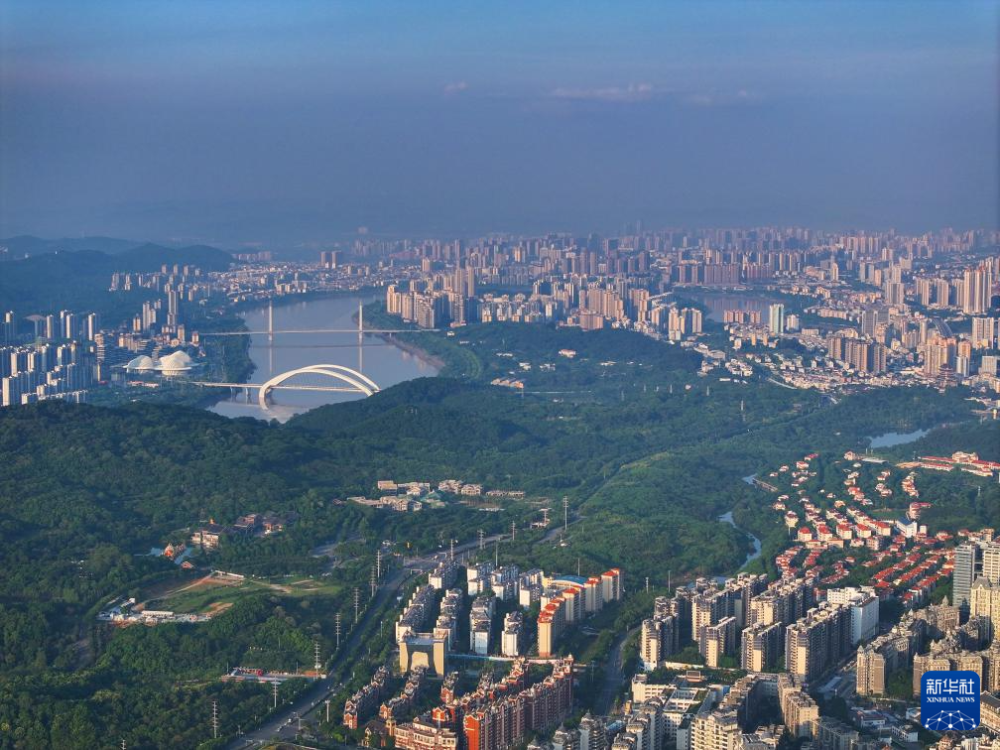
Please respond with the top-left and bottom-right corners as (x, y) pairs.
(156, 351), (194, 374)
(125, 355), (156, 372)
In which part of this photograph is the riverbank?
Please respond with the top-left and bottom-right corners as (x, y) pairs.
(718, 509), (763, 572)
(379, 335), (446, 370)
(359, 301), (482, 379)
(348, 303), (447, 370)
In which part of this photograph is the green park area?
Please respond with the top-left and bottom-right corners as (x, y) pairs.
(138, 574), (343, 617)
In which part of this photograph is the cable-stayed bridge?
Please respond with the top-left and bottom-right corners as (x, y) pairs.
(198, 299), (437, 337)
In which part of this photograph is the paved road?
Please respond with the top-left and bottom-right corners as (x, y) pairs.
(596, 625), (638, 716)
(226, 515), (582, 747)
(539, 512), (582, 544)
(230, 565), (411, 747)
(226, 533), (505, 748)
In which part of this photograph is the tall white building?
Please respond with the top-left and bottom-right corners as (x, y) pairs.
(971, 579), (1000, 642)
(826, 586), (879, 644)
(768, 304), (785, 335)
(962, 268), (993, 315)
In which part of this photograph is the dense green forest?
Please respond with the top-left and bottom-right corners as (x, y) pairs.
(0, 313), (987, 747)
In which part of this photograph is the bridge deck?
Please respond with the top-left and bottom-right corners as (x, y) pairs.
(187, 382), (365, 393)
(199, 328), (437, 336)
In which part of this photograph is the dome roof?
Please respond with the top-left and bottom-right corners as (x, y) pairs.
(156, 351), (194, 372)
(125, 355), (155, 371)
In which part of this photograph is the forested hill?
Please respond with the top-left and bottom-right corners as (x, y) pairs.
(0, 371), (979, 606)
(5, 375), (962, 615)
(0, 244), (232, 319)
(0, 369), (983, 746)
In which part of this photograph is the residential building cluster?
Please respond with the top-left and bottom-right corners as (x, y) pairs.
(641, 573), (769, 670)
(467, 564), (531, 601)
(111, 264), (212, 337)
(391, 658), (574, 750)
(855, 609), (929, 697)
(465, 563), (623, 657)
(899, 451), (1000, 479)
(740, 577), (815, 672)
(349, 479), (521, 512)
(189, 510), (298, 551)
(344, 666), (390, 729)
(536, 713), (607, 750)
(380, 666), (428, 721)
(380, 559), (625, 746)
(374, 227), (999, 394)
(537, 569), (623, 658)
(206, 253), (395, 306)
(643, 570), (889, 688)
(1, 260), (225, 408)
(954, 536), (1000, 640)
(627, 673), (709, 750)
(1, 335), (95, 406)
(911, 617), (1000, 696)
(397, 582), (453, 676)
(621, 665), (933, 750)
(783, 600), (853, 682)
(763, 451), (959, 606)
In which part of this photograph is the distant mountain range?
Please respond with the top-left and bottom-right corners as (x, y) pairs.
(0, 234), (237, 259)
(0, 235), (145, 257)
(112, 242), (234, 273)
(0, 236), (232, 272)
(0, 238), (233, 320)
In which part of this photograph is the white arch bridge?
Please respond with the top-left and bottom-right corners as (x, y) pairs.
(188, 364), (381, 410)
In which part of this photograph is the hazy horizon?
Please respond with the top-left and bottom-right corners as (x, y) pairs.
(2, 1), (998, 248)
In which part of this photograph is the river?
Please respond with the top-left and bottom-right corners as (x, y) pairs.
(207, 293), (438, 422)
(718, 509), (763, 574)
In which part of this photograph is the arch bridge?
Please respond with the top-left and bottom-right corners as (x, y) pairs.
(187, 364), (381, 411)
(255, 364), (380, 408)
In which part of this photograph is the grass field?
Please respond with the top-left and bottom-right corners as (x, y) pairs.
(141, 573), (342, 615)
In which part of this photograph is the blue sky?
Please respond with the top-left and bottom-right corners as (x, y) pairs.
(1, 1), (997, 246)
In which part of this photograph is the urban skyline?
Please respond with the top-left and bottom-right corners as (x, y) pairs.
(0, 3), (998, 749)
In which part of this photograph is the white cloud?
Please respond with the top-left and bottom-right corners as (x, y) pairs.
(443, 81), (469, 95)
(683, 88), (760, 107)
(549, 82), (655, 103)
